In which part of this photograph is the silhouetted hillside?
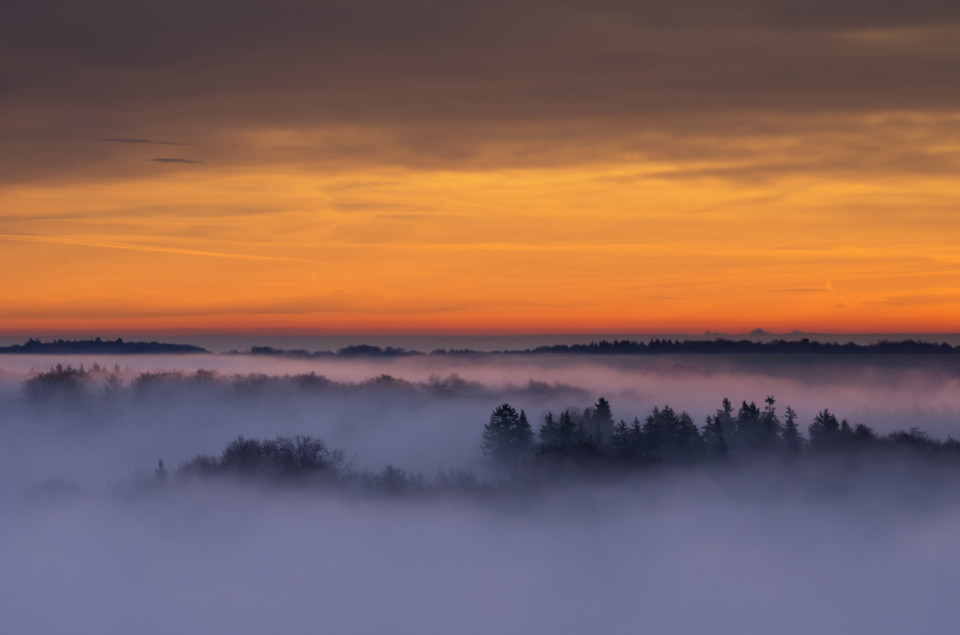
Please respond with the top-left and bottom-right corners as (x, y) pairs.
(518, 338), (959, 355)
(6, 336), (957, 358)
(245, 337), (960, 357)
(0, 338), (208, 354)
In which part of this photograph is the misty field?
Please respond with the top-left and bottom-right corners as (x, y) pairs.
(3, 351), (960, 634)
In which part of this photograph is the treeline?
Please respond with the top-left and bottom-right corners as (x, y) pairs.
(0, 338), (207, 354)
(139, 435), (488, 499)
(481, 397), (960, 470)
(18, 364), (585, 404)
(6, 337), (958, 357)
(252, 337), (960, 357)
(126, 394), (960, 501)
(515, 338), (959, 356)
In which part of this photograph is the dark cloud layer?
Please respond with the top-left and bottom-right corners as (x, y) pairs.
(2, 0), (959, 181)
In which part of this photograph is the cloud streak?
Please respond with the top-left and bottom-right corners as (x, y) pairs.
(0, 233), (300, 262)
(150, 158), (202, 164)
(98, 137), (185, 145)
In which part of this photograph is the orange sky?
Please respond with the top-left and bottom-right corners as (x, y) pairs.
(2, 2), (959, 335)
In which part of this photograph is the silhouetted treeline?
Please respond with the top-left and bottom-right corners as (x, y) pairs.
(6, 337), (959, 357)
(143, 435), (489, 499)
(17, 364), (960, 499)
(246, 338), (960, 357)
(18, 364), (587, 405)
(178, 435), (346, 482)
(480, 397), (960, 472)
(516, 338), (959, 356)
(133, 393), (960, 500)
(245, 345), (421, 357)
(0, 338), (207, 354)
(104, 393), (960, 502)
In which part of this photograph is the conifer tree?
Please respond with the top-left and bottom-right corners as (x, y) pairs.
(735, 401), (762, 452)
(517, 410), (534, 450)
(759, 396), (783, 452)
(702, 414), (729, 459)
(713, 398), (735, 448)
(808, 409), (840, 450)
(630, 417), (644, 448)
(557, 410), (579, 449)
(481, 403), (533, 464)
(782, 406), (802, 454)
(611, 420), (632, 459)
(539, 412), (561, 448)
(590, 397), (615, 444)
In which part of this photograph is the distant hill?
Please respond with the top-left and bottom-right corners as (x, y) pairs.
(513, 338), (959, 356)
(243, 337), (960, 357)
(0, 338), (208, 354)
(14, 337), (953, 357)
(246, 344), (421, 358)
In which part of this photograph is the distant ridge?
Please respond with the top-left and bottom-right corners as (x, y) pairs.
(246, 344), (421, 358)
(0, 338), (208, 354)
(512, 338), (959, 356)
(5, 337), (957, 357)
(241, 338), (960, 357)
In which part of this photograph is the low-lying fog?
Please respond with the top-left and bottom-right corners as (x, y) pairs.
(2, 352), (960, 491)
(2, 351), (960, 633)
(4, 471), (960, 634)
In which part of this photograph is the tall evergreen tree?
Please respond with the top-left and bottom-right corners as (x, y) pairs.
(482, 403), (533, 464)
(630, 417), (644, 446)
(517, 410), (534, 450)
(557, 409), (580, 449)
(610, 420), (632, 460)
(702, 414), (729, 459)
(589, 397), (615, 444)
(675, 411), (704, 459)
(808, 409), (840, 450)
(782, 406), (802, 454)
(734, 401), (762, 453)
(758, 396), (783, 452)
(539, 412), (561, 448)
(713, 398), (735, 449)
(642, 406), (664, 456)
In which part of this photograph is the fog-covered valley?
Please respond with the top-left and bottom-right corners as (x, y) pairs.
(3, 350), (960, 633)
(3, 351), (960, 491)
(5, 470), (960, 635)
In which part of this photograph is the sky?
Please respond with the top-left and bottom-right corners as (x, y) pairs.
(3, 0), (960, 335)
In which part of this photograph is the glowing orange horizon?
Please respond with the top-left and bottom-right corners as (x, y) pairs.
(3, 124), (959, 335)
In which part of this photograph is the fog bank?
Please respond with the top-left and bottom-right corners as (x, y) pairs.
(3, 470), (960, 635)
(2, 352), (960, 497)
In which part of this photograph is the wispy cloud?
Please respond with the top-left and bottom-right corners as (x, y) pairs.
(768, 281), (835, 293)
(0, 233), (300, 262)
(150, 158), (203, 164)
(98, 137), (185, 146)
(867, 293), (960, 307)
